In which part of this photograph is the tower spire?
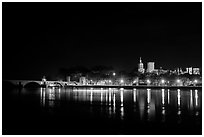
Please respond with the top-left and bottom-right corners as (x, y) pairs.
(138, 57), (145, 73)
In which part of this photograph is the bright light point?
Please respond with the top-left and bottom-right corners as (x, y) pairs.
(194, 79), (198, 83)
(178, 110), (181, 115)
(120, 79), (124, 83)
(161, 79), (165, 84)
(113, 72), (116, 76)
(109, 80), (112, 83)
(147, 79), (151, 84)
(177, 79), (180, 83)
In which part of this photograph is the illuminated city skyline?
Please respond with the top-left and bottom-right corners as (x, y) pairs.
(2, 2), (202, 135)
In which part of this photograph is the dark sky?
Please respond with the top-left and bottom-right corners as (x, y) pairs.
(3, 2), (202, 80)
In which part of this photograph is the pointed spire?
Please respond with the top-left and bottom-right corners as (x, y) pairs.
(140, 57), (142, 63)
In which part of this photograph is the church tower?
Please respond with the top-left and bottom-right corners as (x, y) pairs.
(138, 57), (145, 73)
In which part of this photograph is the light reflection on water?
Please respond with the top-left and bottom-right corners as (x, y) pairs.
(39, 87), (201, 123)
(4, 86), (202, 134)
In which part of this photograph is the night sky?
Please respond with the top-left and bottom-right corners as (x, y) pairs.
(3, 2), (202, 80)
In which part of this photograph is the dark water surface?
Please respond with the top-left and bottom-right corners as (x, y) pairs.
(3, 87), (202, 135)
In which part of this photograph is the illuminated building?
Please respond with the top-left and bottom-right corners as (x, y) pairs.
(188, 67), (193, 75)
(185, 67), (200, 75)
(152, 69), (159, 75)
(42, 76), (46, 82)
(132, 77), (139, 85)
(66, 76), (70, 83)
(193, 68), (200, 75)
(158, 67), (168, 75)
(147, 62), (155, 73)
(138, 57), (145, 73)
(79, 77), (86, 85)
(180, 68), (184, 74)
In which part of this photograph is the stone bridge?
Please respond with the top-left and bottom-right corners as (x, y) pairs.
(4, 80), (69, 87)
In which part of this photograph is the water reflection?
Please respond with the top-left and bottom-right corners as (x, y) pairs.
(147, 89), (151, 107)
(113, 93), (116, 115)
(133, 88), (137, 103)
(194, 89), (200, 117)
(120, 88), (124, 120)
(167, 89), (170, 104)
(161, 89), (166, 122)
(162, 89), (165, 106)
(39, 87), (201, 124)
(139, 90), (145, 121)
(195, 89), (198, 107)
(40, 88), (46, 107)
(106, 91), (108, 105)
(100, 91), (103, 105)
(133, 88), (137, 112)
(109, 90), (111, 106)
(190, 90), (193, 110)
(147, 89), (151, 121)
(177, 89), (181, 115)
(90, 89), (93, 105)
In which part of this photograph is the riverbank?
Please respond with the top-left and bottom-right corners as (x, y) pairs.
(64, 85), (201, 89)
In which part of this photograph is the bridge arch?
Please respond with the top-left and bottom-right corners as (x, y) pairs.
(53, 82), (63, 87)
(24, 82), (41, 88)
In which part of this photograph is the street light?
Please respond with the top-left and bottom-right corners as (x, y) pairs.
(193, 79), (198, 86)
(161, 79), (165, 84)
(112, 72), (116, 85)
(120, 79), (124, 83)
(194, 79), (198, 83)
(147, 79), (151, 84)
(177, 79), (181, 83)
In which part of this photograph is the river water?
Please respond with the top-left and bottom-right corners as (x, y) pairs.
(3, 87), (202, 135)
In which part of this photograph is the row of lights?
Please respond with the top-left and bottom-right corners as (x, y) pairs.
(116, 79), (198, 84)
(145, 79), (198, 84)
(89, 78), (198, 85)
(93, 72), (199, 85)
(113, 72), (199, 84)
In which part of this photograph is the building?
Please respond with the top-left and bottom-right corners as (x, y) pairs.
(152, 69), (159, 75)
(176, 68), (184, 75)
(138, 57), (145, 73)
(66, 76), (71, 83)
(188, 67), (193, 75)
(185, 67), (200, 75)
(79, 77), (86, 85)
(193, 68), (200, 75)
(146, 62), (155, 73)
(185, 67), (193, 75)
